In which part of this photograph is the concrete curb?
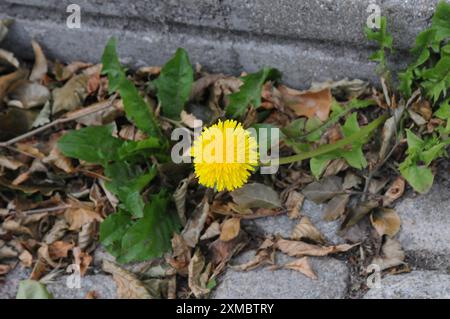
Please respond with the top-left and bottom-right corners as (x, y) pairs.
(0, 0), (443, 88)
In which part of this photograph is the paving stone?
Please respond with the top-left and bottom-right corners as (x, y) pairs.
(364, 271), (450, 299)
(212, 250), (349, 299)
(395, 174), (450, 269)
(0, 265), (116, 299)
(246, 199), (345, 244)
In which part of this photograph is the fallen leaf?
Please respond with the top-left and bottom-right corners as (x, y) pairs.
(0, 264), (11, 275)
(231, 249), (273, 271)
(371, 238), (405, 270)
(0, 155), (24, 170)
(284, 257), (317, 279)
(167, 233), (191, 275)
(370, 208), (401, 237)
(19, 250), (33, 268)
(52, 73), (88, 114)
(302, 176), (342, 204)
(2, 219), (33, 236)
(6, 80), (50, 109)
(42, 146), (75, 173)
(78, 221), (96, 251)
(276, 238), (357, 257)
(73, 247), (92, 276)
(342, 171), (363, 189)
(43, 219), (68, 244)
(285, 190), (304, 219)
(219, 218), (241, 242)
(29, 40), (48, 82)
(173, 175), (193, 226)
(180, 110), (202, 128)
(64, 205), (103, 230)
(340, 199), (379, 231)
(188, 249), (211, 298)
(368, 178), (389, 194)
(0, 48), (19, 68)
(279, 85), (332, 121)
(181, 201), (209, 247)
(103, 259), (154, 299)
(48, 241), (74, 259)
(383, 177), (405, 206)
(200, 221), (221, 240)
(230, 183), (281, 209)
(0, 68), (28, 103)
(323, 194), (350, 221)
(291, 216), (326, 243)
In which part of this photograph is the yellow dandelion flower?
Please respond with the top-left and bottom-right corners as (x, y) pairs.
(191, 119), (258, 191)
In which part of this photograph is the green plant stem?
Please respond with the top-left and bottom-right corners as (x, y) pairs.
(275, 113), (388, 165)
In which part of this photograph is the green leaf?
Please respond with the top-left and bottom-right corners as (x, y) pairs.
(118, 191), (180, 263)
(421, 56), (450, 103)
(405, 129), (424, 154)
(119, 78), (162, 138)
(100, 209), (133, 257)
(16, 280), (53, 299)
(310, 153), (336, 179)
(400, 165), (434, 194)
(58, 124), (123, 165)
(154, 48), (193, 120)
(101, 37), (162, 138)
(105, 163), (158, 218)
(421, 143), (446, 166)
(117, 137), (163, 160)
(435, 98), (450, 119)
(340, 113), (368, 169)
(225, 67), (281, 118)
(431, 0), (450, 42)
(364, 16), (393, 74)
(101, 37), (126, 93)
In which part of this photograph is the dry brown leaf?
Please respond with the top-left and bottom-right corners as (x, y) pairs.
(383, 177), (405, 206)
(181, 201), (209, 247)
(0, 264), (11, 275)
(85, 291), (98, 299)
(73, 247), (92, 277)
(2, 219), (33, 236)
(167, 233), (191, 276)
(180, 110), (202, 128)
(200, 221), (221, 241)
(19, 250), (33, 268)
(64, 205), (103, 230)
(231, 249), (274, 271)
(30, 259), (47, 280)
(188, 249), (212, 298)
(285, 191), (304, 219)
(37, 244), (58, 268)
(284, 257), (317, 279)
(42, 146), (75, 173)
(291, 216), (326, 244)
(43, 219), (68, 244)
(52, 73), (88, 114)
(323, 194), (350, 221)
(370, 208), (401, 237)
(29, 40), (48, 82)
(78, 221), (96, 251)
(276, 238), (357, 257)
(103, 259), (154, 299)
(372, 238), (405, 270)
(279, 85), (332, 121)
(48, 241), (74, 259)
(0, 155), (24, 170)
(219, 218), (241, 242)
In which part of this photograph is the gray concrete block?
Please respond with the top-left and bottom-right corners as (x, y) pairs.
(212, 250), (349, 298)
(363, 271), (450, 299)
(1, 0), (439, 50)
(0, 266), (117, 299)
(0, 0), (440, 88)
(395, 175), (450, 269)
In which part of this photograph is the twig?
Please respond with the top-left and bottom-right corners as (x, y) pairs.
(0, 96), (117, 148)
(10, 204), (71, 216)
